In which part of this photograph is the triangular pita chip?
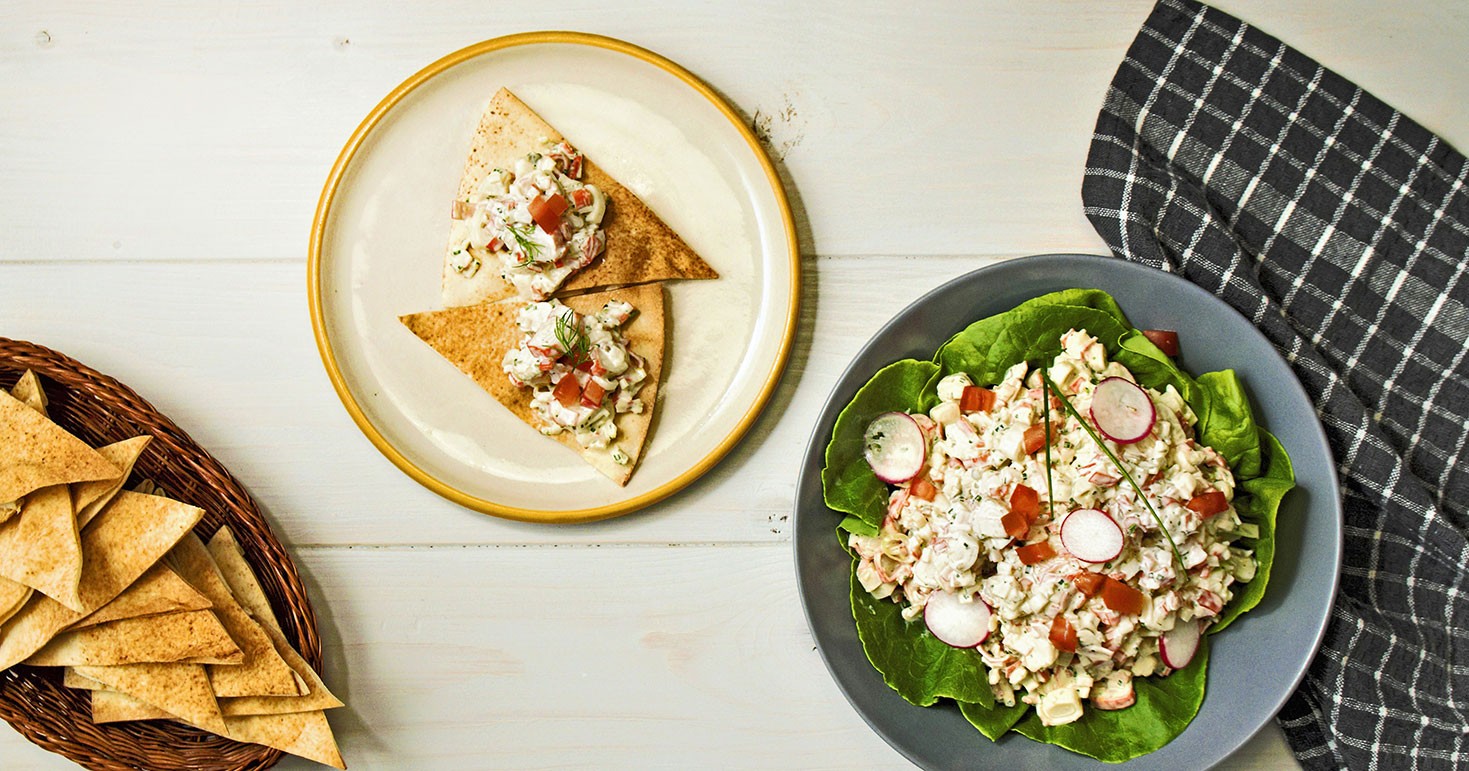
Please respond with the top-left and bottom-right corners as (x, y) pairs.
(207, 528), (344, 715)
(0, 490), (204, 668)
(0, 580), (31, 626)
(0, 389), (118, 504)
(74, 436), (151, 530)
(9, 371), (49, 417)
(0, 484), (84, 610)
(89, 687), (346, 769)
(77, 662), (226, 735)
(68, 561), (213, 630)
(401, 283), (664, 485)
(441, 87), (716, 307)
(167, 533), (299, 697)
(64, 667), (106, 690)
(25, 609), (243, 666)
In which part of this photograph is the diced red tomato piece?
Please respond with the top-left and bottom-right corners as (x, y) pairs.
(1009, 484), (1040, 523)
(487, 237), (502, 252)
(570, 188), (593, 208)
(528, 194), (568, 234)
(580, 380), (606, 409)
(1049, 615), (1078, 653)
(959, 385), (996, 413)
(1099, 577), (1146, 616)
(1142, 329), (1180, 357)
(909, 476), (938, 502)
(1001, 511), (1029, 540)
(552, 375), (581, 408)
(1023, 424), (1056, 455)
(1071, 571), (1105, 598)
(1186, 490), (1229, 517)
(1016, 540), (1056, 565)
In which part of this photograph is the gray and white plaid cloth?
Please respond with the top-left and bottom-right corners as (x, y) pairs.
(1082, 0), (1469, 768)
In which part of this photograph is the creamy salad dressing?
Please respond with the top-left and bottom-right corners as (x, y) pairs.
(850, 330), (1257, 726)
(502, 299), (646, 462)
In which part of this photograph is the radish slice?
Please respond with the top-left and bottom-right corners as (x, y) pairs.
(1060, 508), (1124, 563)
(1090, 377), (1156, 444)
(923, 591), (991, 648)
(1160, 619), (1201, 669)
(863, 412), (926, 483)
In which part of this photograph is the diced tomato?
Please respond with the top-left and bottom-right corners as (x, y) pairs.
(1186, 490), (1229, 517)
(1023, 424), (1056, 455)
(1098, 578), (1146, 616)
(580, 380), (606, 409)
(1016, 540), (1056, 565)
(1049, 615), (1078, 653)
(909, 476), (938, 502)
(574, 359), (593, 372)
(528, 194), (568, 234)
(959, 385), (996, 413)
(487, 237), (502, 252)
(570, 188), (594, 209)
(1071, 571), (1106, 598)
(552, 375), (581, 408)
(1142, 329), (1180, 357)
(1000, 511), (1029, 540)
(1010, 484), (1040, 523)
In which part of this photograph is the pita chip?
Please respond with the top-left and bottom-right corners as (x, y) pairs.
(0, 580), (31, 626)
(77, 662), (226, 735)
(207, 528), (344, 714)
(68, 561), (212, 630)
(73, 436), (151, 530)
(0, 484), (84, 610)
(0, 490), (204, 669)
(401, 283), (664, 485)
(0, 389), (118, 506)
(9, 370), (49, 418)
(91, 688), (176, 723)
(25, 609), (243, 667)
(441, 87), (716, 307)
(168, 533), (298, 697)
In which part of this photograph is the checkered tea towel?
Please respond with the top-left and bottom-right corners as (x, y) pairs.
(1082, 1), (1469, 768)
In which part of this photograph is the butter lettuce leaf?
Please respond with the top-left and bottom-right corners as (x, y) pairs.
(820, 288), (1295, 761)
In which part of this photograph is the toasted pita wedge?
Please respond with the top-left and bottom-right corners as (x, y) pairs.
(74, 436), (151, 530)
(9, 371), (49, 418)
(0, 581), (32, 626)
(0, 491), (204, 669)
(68, 561), (213, 630)
(401, 284), (664, 485)
(167, 533), (299, 697)
(26, 609), (243, 666)
(0, 389), (118, 506)
(442, 88), (716, 307)
(0, 485), (84, 610)
(90, 687), (347, 769)
(78, 662), (226, 735)
(207, 528), (343, 715)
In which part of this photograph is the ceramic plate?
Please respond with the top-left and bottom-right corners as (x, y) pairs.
(309, 33), (797, 522)
(794, 254), (1341, 769)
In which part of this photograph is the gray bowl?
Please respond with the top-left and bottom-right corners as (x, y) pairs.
(793, 254), (1341, 769)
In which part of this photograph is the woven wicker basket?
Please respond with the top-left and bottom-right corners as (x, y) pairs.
(0, 338), (323, 770)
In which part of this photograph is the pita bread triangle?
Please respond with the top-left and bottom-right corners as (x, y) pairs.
(0, 388), (117, 515)
(24, 608), (243, 666)
(67, 560), (212, 630)
(74, 435), (151, 530)
(77, 662), (227, 736)
(401, 283), (664, 485)
(441, 87), (717, 307)
(0, 484), (84, 611)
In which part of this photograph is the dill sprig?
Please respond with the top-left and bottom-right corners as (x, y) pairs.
(553, 309), (591, 366)
(1039, 371), (1185, 570)
(1041, 374), (1056, 523)
(506, 223), (543, 267)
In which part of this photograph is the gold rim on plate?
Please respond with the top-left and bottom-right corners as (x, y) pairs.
(307, 31), (799, 524)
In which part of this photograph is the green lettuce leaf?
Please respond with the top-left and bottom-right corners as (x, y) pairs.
(820, 288), (1296, 761)
(849, 554), (993, 707)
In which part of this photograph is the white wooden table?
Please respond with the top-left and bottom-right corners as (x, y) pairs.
(3, 2), (1466, 768)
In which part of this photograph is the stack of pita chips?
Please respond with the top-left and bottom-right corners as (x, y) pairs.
(401, 88), (717, 485)
(0, 372), (345, 768)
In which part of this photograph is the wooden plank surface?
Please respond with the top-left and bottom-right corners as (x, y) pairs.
(5, 0), (1467, 767)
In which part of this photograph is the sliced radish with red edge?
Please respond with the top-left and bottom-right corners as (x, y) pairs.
(1090, 377), (1156, 444)
(1060, 508), (1124, 563)
(923, 591), (991, 648)
(863, 412), (926, 483)
(1160, 619), (1201, 669)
